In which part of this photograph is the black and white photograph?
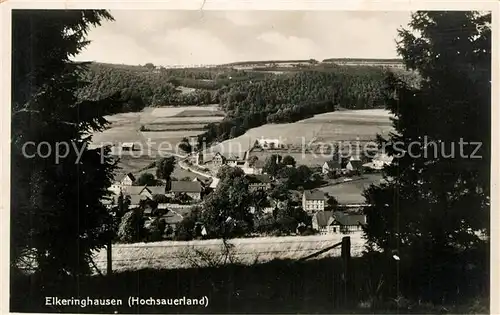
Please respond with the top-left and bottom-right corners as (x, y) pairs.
(4, 2), (498, 313)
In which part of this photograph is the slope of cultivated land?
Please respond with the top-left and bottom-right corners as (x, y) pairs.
(319, 174), (384, 204)
(93, 233), (366, 273)
(205, 109), (394, 161)
(90, 105), (226, 178)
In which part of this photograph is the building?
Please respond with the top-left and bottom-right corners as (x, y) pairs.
(168, 181), (203, 200)
(246, 174), (272, 192)
(121, 185), (147, 196)
(255, 138), (283, 149)
(312, 211), (367, 234)
(322, 160), (342, 175)
(346, 160), (363, 172)
(371, 153), (393, 169)
(121, 142), (136, 151)
(241, 159), (265, 175)
(312, 211), (335, 234)
(209, 177), (220, 189)
(140, 186), (166, 198)
(331, 211), (367, 234)
(212, 152), (226, 167)
(128, 194), (151, 209)
(302, 190), (326, 213)
(120, 173), (136, 186)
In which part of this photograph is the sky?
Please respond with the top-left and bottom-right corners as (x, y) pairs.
(75, 10), (412, 66)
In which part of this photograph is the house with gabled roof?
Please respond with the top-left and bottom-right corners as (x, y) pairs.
(331, 211), (367, 234)
(312, 211), (367, 234)
(346, 160), (364, 172)
(168, 181), (203, 200)
(322, 160), (342, 175)
(120, 173), (136, 186)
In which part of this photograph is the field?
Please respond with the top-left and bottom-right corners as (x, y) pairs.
(93, 233), (366, 273)
(319, 174), (384, 204)
(90, 105), (224, 179)
(205, 109), (394, 164)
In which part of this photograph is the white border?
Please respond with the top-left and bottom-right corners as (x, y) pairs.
(0, 1), (498, 314)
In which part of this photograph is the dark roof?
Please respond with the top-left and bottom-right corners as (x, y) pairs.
(304, 190), (326, 200)
(313, 211), (334, 228)
(170, 181), (202, 193)
(146, 186), (166, 195)
(348, 160), (364, 170)
(246, 174), (272, 184)
(324, 160), (341, 169)
(129, 194), (149, 205)
(122, 185), (147, 195)
(333, 211), (366, 226)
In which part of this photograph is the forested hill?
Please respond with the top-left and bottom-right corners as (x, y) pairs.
(76, 61), (418, 142)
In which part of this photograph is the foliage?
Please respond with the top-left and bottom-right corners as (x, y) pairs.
(116, 191), (131, 217)
(362, 11), (490, 302)
(178, 137), (192, 153)
(117, 209), (145, 243)
(262, 154), (283, 177)
(155, 156), (175, 180)
(175, 206), (202, 241)
(134, 172), (158, 186)
(202, 168), (253, 238)
(281, 155), (296, 167)
(10, 10), (121, 276)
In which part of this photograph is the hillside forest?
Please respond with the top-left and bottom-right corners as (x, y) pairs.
(77, 62), (419, 144)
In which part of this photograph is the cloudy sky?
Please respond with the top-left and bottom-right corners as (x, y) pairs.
(75, 10), (412, 66)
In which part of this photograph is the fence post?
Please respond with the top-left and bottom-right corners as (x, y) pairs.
(107, 241), (112, 275)
(341, 236), (351, 305)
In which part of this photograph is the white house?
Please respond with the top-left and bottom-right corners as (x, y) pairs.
(302, 190), (326, 214)
(255, 138), (283, 149)
(120, 173), (135, 186)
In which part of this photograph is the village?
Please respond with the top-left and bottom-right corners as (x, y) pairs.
(105, 137), (393, 241)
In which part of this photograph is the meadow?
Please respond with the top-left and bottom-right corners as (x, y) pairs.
(319, 174), (384, 204)
(91, 105), (224, 179)
(205, 109), (394, 164)
(93, 233), (366, 273)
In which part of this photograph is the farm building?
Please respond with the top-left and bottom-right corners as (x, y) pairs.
(245, 174), (273, 192)
(312, 211), (335, 234)
(312, 211), (367, 234)
(168, 181), (203, 200)
(302, 190), (326, 213)
(140, 186), (167, 198)
(331, 211), (367, 234)
(322, 160), (342, 175)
